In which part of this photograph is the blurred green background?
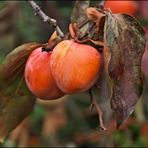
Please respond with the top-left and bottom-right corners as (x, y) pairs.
(0, 0), (148, 147)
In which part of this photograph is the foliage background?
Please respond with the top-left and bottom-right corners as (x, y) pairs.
(0, 0), (147, 147)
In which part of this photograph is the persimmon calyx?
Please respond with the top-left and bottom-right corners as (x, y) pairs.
(86, 7), (106, 27)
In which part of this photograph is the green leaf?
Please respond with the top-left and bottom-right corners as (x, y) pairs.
(104, 13), (146, 127)
(0, 42), (44, 142)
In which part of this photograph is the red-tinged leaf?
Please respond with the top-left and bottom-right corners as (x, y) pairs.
(0, 42), (44, 142)
(103, 12), (146, 127)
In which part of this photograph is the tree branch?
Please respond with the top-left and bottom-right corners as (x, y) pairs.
(27, 0), (64, 38)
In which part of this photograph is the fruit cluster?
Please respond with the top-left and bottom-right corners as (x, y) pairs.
(24, 0), (138, 101)
(25, 39), (102, 100)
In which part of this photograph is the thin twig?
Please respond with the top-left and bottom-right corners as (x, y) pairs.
(89, 89), (106, 130)
(27, 0), (64, 38)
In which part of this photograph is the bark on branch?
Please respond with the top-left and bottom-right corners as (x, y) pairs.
(27, 0), (64, 38)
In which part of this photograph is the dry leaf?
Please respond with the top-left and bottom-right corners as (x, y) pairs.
(104, 12), (146, 127)
(69, 23), (78, 39)
(0, 42), (44, 142)
(86, 7), (105, 27)
(71, 0), (90, 37)
(71, 0), (90, 24)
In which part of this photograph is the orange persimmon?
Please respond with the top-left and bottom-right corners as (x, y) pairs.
(50, 40), (102, 94)
(25, 47), (64, 100)
(104, 0), (138, 15)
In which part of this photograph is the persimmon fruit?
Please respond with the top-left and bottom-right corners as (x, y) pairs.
(25, 47), (64, 100)
(104, 0), (138, 15)
(50, 40), (102, 94)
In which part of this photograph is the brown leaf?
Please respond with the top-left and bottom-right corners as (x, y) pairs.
(104, 12), (146, 127)
(47, 31), (61, 49)
(0, 42), (44, 142)
(69, 23), (78, 39)
(78, 7), (106, 46)
(86, 7), (105, 27)
(48, 31), (60, 45)
(71, 0), (90, 38)
(71, 0), (90, 24)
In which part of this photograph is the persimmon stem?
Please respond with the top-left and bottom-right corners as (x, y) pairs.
(89, 89), (106, 130)
(27, 0), (64, 38)
(78, 22), (95, 40)
(77, 18), (89, 29)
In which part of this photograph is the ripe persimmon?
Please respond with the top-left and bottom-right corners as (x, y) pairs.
(25, 47), (64, 100)
(50, 40), (102, 94)
(104, 0), (138, 15)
